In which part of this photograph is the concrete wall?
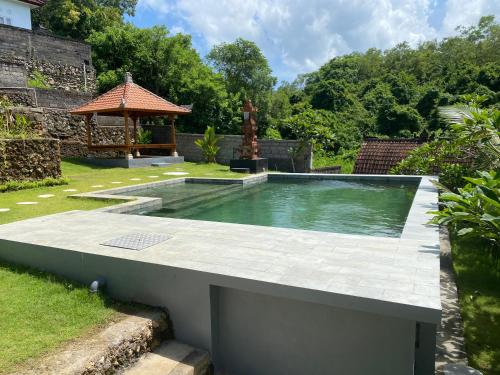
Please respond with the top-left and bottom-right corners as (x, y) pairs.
(0, 0), (33, 30)
(212, 286), (415, 375)
(0, 241), (419, 375)
(176, 133), (313, 173)
(0, 60), (26, 86)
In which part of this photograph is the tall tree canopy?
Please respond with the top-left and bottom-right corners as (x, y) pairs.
(88, 24), (241, 133)
(32, 0), (136, 39)
(207, 38), (277, 134)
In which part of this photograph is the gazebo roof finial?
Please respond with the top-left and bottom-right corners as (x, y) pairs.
(124, 72), (133, 84)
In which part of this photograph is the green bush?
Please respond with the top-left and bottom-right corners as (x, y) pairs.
(195, 126), (222, 163)
(430, 170), (499, 248)
(27, 70), (50, 89)
(0, 177), (69, 193)
(0, 98), (37, 139)
(136, 128), (152, 144)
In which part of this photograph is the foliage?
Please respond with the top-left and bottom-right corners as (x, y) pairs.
(278, 109), (361, 153)
(263, 127), (282, 140)
(392, 97), (499, 189)
(0, 98), (37, 140)
(194, 126), (223, 163)
(207, 38), (277, 133)
(136, 128), (152, 144)
(0, 177), (69, 193)
(313, 149), (358, 173)
(268, 16), (499, 149)
(31, 0), (135, 39)
(430, 170), (499, 247)
(88, 24), (241, 134)
(27, 70), (50, 89)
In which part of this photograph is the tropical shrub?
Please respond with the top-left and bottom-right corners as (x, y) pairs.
(136, 128), (152, 144)
(430, 170), (499, 248)
(195, 126), (222, 163)
(0, 98), (37, 139)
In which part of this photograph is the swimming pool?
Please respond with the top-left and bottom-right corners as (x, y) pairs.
(125, 178), (418, 237)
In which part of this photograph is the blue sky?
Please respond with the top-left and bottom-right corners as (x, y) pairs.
(127, 0), (500, 82)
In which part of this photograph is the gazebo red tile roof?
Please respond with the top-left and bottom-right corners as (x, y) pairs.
(354, 138), (423, 174)
(70, 74), (190, 116)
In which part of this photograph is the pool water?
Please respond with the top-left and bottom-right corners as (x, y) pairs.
(128, 180), (418, 237)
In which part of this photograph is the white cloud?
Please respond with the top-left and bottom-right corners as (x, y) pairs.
(137, 0), (500, 80)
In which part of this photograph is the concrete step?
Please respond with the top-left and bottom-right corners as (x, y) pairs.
(122, 340), (210, 375)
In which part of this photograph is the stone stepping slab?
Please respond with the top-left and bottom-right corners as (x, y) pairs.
(16, 202), (38, 205)
(0, 208), (11, 212)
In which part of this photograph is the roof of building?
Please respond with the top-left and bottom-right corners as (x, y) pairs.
(70, 73), (191, 117)
(18, 0), (46, 7)
(353, 138), (423, 174)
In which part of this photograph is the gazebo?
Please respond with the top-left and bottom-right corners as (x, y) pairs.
(70, 72), (191, 159)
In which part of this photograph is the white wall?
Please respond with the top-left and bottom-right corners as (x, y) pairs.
(0, 0), (33, 30)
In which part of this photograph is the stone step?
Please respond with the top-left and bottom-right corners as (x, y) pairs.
(12, 309), (169, 375)
(121, 340), (210, 375)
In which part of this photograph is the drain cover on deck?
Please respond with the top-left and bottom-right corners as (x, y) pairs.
(100, 233), (171, 251)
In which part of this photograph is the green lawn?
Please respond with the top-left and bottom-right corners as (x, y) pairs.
(0, 159), (241, 225)
(452, 234), (500, 375)
(0, 262), (117, 374)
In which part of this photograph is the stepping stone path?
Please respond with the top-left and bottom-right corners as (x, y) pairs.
(130, 178), (142, 181)
(63, 189), (78, 192)
(0, 208), (10, 212)
(16, 201), (38, 205)
(111, 181), (123, 184)
(163, 172), (189, 176)
(38, 194), (55, 198)
(91, 185), (104, 188)
(148, 176), (159, 178)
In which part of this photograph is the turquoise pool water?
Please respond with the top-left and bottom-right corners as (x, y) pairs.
(128, 179), (418, 237)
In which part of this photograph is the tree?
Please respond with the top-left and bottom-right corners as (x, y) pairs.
(88, 24), (240, 133)
(207, 38), (276, 133)
(32, 0), (134, 39)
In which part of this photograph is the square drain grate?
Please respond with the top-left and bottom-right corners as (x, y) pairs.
(100, 233), (171, 251)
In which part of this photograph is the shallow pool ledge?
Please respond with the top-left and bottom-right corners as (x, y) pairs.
(0, 173), (440, 375)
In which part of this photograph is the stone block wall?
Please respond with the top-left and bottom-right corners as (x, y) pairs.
(176, 133), (313, 172)
(0, 138), (61, 182)
(0, 24), (96, 92)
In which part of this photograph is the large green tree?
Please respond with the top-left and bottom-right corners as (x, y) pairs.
(207, 38), (277, 133)
(32, 0), (136, 39)
(88, 24), (240, 133)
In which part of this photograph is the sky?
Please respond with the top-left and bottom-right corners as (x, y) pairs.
(127, 0), (500, 82)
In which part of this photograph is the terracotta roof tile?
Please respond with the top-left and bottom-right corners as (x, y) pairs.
(70, 82), (191, 116)
(354, 138), (422, 174)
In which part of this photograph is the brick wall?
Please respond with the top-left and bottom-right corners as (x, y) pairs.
(176, 133), (313, 172)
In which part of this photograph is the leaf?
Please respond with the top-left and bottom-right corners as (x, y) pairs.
(457, 227), (474, 236)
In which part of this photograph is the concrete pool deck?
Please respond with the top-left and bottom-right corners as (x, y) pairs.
(0, 173), (440, 374)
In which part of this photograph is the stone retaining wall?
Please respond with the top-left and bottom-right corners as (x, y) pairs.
(0, 24), (96, 92)
(176, 133), (312, 172)
(0, 138), (61, 182)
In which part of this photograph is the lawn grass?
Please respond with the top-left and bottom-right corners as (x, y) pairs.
(0, 262), (117, 374)
(451, 233), (500, 375)
(0, 159), (241, 225)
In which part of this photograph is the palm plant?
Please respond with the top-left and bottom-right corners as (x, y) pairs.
(195, 126), (222, 163)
